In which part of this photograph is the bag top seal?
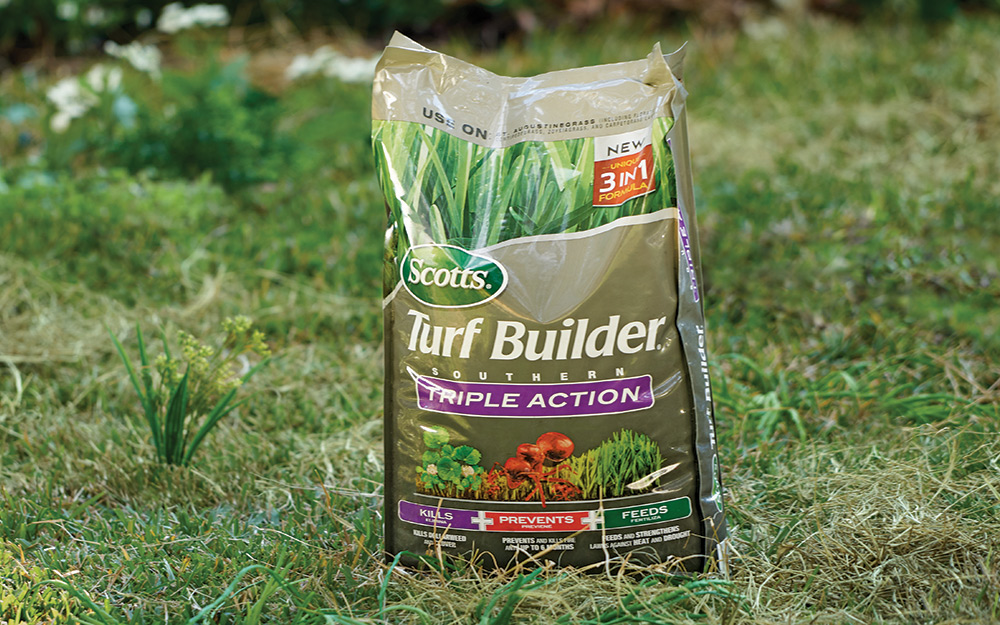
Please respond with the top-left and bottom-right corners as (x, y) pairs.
(372, 33), (687, 149)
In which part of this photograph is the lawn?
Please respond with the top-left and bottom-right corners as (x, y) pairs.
(1, 12), (999, 625)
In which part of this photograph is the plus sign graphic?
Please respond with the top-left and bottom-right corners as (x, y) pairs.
(583, 510), (603, 530)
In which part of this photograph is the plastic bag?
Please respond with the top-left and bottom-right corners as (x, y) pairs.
(373, 33), (727, 571)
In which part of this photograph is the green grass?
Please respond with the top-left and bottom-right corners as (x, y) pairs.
(568, 430), (665, 499)
(2, 14), (999, 624)
(372, 117), (673, 251)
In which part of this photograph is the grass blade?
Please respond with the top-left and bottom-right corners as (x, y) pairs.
(30, 580), (121, 625)
(476, 568), (547, 625)
(108, 325), (163, 461)
(134, 324), (163, 459)
(163, 370), (190, 465)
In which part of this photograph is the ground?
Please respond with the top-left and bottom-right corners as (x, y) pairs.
(1, 14), (998, 625)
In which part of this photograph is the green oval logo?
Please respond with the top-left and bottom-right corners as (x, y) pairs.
(401, 244), (507, 308)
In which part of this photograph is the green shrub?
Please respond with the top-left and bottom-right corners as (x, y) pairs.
(107, 57), (293, 191)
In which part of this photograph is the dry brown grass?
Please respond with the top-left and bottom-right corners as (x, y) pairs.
(722, 429), (1000, 623)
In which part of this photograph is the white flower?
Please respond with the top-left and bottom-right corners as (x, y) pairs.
(285, 45), (379, 83)
(157, 2), (230, 34)
(56, 1), (78, 20)
(460, 465), (475, 478)
(325, 55), (379, 83)
(85, 63), (122, 93)
(84, 5), (107, 25)
(46, 65), (123, 133)
(135, 8), (153, 29)
(285, 46), (338, 80)
(425, 464), (438, 476)
(743, 17), (789, 41)
(104, 40), (162, 77)
(285, 56), (317, 81)
(157, 3), (189, 33)
(50, 111), (74, 133)
(46, 76), (98, 132)
(236, 354), (250, 376)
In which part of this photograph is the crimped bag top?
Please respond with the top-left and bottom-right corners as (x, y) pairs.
(373, 32), (686, 149)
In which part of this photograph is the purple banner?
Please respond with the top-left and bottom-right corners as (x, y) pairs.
(415, 374), (653, 418)
(398, 500), (482, 530)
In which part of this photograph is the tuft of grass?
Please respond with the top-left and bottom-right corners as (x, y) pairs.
(108, 318), (271, 466)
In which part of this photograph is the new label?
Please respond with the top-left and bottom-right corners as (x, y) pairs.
(401, 244), (508, 308)
(593, 127), (657, 207)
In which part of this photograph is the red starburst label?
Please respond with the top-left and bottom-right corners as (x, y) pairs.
(593, 128), (657, 207)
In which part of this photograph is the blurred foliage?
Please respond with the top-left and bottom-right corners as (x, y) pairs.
(106, 57), (292, 192)
(813, 0), (1000, 20)
(8, 24), (294, 193)
(0, 0), (165, 63)
(3, 0), (1000, 67)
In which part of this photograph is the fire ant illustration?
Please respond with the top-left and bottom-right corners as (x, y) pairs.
(485, 432), (581, 507)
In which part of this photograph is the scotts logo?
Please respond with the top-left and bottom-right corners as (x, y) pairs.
(402, 244), (507, 308)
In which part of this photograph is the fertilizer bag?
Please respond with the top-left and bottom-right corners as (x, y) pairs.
(373, 33), (727, 571)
